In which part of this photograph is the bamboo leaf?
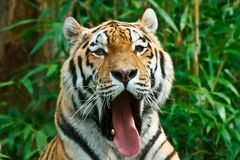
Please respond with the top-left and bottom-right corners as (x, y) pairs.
(0, 81), (14, 88)
(20, 78), (33, 95)
(23, 65), (47, 79)
(213, 92), (231, 104)
(46, 64), (58, 76)
(215, 102), (226, 121)
(215, 78), (239, 97)
(180, 6), (189, 31)
(0, 19), (36, 32)
(147, 0), (179, 33)
(30, 32), (53, 55)
(35, 130), (47, 151)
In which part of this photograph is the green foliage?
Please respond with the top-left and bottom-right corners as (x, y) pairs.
(0, 0), (239, 159)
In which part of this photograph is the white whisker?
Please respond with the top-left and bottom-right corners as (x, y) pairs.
(67, 92), (98, 123)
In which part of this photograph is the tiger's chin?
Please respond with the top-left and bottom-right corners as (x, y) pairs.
(100, 90), (142, 157)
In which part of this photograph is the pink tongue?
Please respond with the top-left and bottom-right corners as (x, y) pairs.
(112, 91), (140, 157)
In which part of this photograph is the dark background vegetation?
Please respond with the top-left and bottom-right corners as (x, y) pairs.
(0, 0), (240, 159)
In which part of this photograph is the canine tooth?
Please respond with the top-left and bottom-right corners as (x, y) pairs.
(111, 129), (115, 136)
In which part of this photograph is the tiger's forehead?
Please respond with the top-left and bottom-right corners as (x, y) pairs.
(89, 20), (144, 44)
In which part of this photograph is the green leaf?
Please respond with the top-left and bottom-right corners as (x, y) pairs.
(0, 19), (36, 32)
(200, 87), (214, 106)
(215, 102), (226, 121)
(230, 142), (240, 160)
(0, 115), (11, 121)
(35, 130), (47, 152)
(47, 64), (58, 76)
(58, 0), (73, 18)
(23, 125), (32, 140)
(147, 0), (179, 33)
(233, 22), (240, 40)
(32, 92), (56, 109)
(23, 65), (47, 79)
(30, 32), (53, 55)
(180, 6), (189, 31)
(213, 92), (231, 104)
(215, 78), (239, 97)
(224, 49), (240, 56)
(221, 127), (232, 150)
(20, 78), (34, 95)
(0, 153), (10, 159)
(158, 8), (179, 33)
(189, 75), (201, 86)
(24, 149), (39, 160)
(0, 81), (14, 88)
(206, 123), (212, 134)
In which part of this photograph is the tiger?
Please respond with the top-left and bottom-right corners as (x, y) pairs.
(39, 8), (179, 160)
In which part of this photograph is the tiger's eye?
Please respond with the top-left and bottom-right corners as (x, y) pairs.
(94, 48), (106, 56)
(135, 45), (144, 53)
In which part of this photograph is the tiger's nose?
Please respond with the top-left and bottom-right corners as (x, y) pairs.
(111, 69), (138, 84)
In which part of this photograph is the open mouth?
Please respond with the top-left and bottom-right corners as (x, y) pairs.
(100, 90), (142, 157)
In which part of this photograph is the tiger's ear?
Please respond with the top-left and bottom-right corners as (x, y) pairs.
(63, 17), (85, 45)
(139, 8), (158, 33)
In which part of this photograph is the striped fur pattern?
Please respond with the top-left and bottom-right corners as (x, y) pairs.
(39, 8), (179, 160)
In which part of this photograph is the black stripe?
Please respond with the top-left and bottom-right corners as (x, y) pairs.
(78, 55), (92, 91)
(136, 88), (149, 92)
(59, 136), (72, 160)
(90, 42), (96, 46)
(139, 36), (146, 42)
(142, 105), (153, 117)
(72, 95), (78, 110)
(135, 82), (148, 87)
(69, 58), (77, 89)
(50, 139), (58, 160)
(144, 35), (152, 43)
(57, 111), (100, 160)
(159, 51), (166, 78)
(77, 56), (86, 82)
(78, 89), (87, 102)
(153, 84), (162, 99)
(84, 75), (93, 93)
(140, 126), (162, 160)
(154, 49), (158, 72)
(150, 69), (155, 88)
(92, 26), (103, 33)
(86, 48), (91, 55)
(141, 118), (151, 136)
(44, 137), (57, 160)
(152, 139), (167, 158)
(165, 150), (176, 160)
(82, 40), (89, 49)
(127, 28), (132, 42)
(98, 84), (116, 91)
(146, 50), (154, 59)
(141, 108), (154, 136)
(86, 54), (93, 68)
(142, 32), (152, 42)
(71, 44), (81, 56)
(58, 137), (71, 160)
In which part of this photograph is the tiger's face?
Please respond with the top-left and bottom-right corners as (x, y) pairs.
(61, 9), (174, 157)
(89, 23), (152, 102)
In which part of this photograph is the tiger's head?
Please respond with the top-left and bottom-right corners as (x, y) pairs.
(61, 8), (174, 157)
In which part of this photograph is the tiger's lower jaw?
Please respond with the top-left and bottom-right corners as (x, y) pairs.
(100, 90), (142, 157)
